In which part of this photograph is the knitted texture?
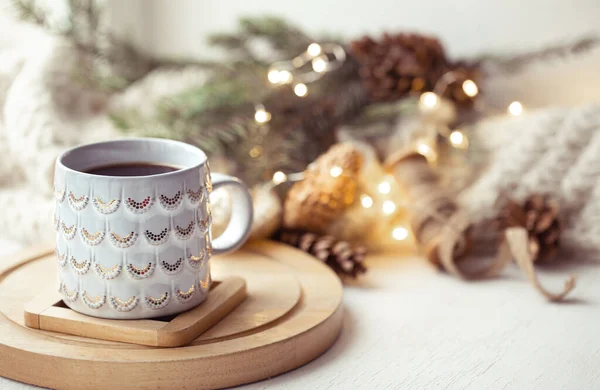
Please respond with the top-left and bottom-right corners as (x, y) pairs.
(460, 104), (600, 252)
(0, 34), (209, 243)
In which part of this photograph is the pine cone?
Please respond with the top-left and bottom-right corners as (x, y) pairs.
(283, 143), (363, 233)
(350, 33), (447, 101)
(279, 230), (367, 277)
(497, 194), (562, 263)
(350, 33), (480, 107)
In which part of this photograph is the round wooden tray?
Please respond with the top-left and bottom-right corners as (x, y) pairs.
(0, 241), (343, 389)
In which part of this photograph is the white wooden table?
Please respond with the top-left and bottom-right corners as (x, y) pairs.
(1, 241), (599, 390)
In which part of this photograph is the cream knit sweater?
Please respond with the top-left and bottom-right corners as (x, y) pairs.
(0, 36), (208, 243)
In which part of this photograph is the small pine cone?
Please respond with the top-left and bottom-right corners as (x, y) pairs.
(278, 230), (367, 277)
(497, 194), (562, 263)
(437, 62), (482, 108)
(283, 143), (363, 233)
(350, 33), (481, 107)
(350, 33), (448, 102)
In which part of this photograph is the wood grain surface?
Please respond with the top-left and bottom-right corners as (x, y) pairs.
(0, 241), (344, 389)
(2, 242), (600, 390)
(23, 277), (247, 347)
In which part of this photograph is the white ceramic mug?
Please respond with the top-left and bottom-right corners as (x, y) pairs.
(53, 138), (253, 319)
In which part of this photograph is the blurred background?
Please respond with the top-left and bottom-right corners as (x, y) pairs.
(1, 0), (599, 113)
(0, 0), (600, 252)
(106, 0), (600, 60)
(4, 0), (600, 63)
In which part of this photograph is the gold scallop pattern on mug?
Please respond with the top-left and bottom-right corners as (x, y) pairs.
(70, 256), (90, 275)
(82, 291), (106, 310)
(126, 262), (155, 280)
(205, 165), (213, 193)
(159, 191), (183, 211)
(92, 197), (120, 214)
(125, 196), (154, 214)
(175, 285), (195, 303)
(109, 295), (139, 312)
(61, 222), (77, 240)
(55, 248), (67, 267)
(174, 220), (195, 240)
(54, 184), (65, 203)
(188, 250), (205, 268)
(186, 187), (204, 204)
(197, 216), (211, 234)
(145, 292), (170, 310)
(68, 191), (89, 211)
(144, 227), (170, 245)
(160, 257), (183, 275)
(53, 212), (60, 232)
(108, 231), (138, 249)
(199, 270), (211, 290)
(61, 283), (78, 303)
(94, 262), (122, 280)
(80, 227), (105, 246)
(205, 240), (213, 258)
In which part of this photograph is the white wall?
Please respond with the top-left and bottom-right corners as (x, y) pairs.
(2, 0), (599, 108)
(108, 0), (600, 60)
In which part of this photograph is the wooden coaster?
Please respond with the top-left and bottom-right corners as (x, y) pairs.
(0, 241), (343, 389)
(23, 277), (247, 347)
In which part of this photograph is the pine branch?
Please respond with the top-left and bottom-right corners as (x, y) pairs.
(208, 16), (315, 61)
(11, 0), (49, 28)
(480, 36), (600, 75)
(10, 8), (366, 185)
(238, 16), (313, 56)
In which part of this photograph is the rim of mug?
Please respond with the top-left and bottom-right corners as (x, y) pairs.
(57, 138), (207, 180)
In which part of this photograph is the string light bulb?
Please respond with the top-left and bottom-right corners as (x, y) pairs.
(416, 139), (437, 163)
(392, 226), (409, 241)
(272, 171), (287, 185)
(249, 145), (262, 158)
(279, 70), (293, 84)
(267, 69), (280, 84)
(378, 181), (391, 194)
(382, 200), (396, 215)
(330, 166), (343, 177)
(312, 57), (328, 73)
(449, 130), (468, 149)
(361, 195), (373, 209)
(461, 79), (479, 97)
(294, 83), (308, 97)
(417, 142), (432, 157)
(419, 92), (438, 109)
(254, 108), (272, 123)
(508, 101), (524, 116)
(307, 43), (322, 57)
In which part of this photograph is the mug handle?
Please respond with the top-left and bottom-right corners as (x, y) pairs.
(210, 173), (254, 255)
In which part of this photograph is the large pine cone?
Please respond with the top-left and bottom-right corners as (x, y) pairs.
(498, 194), (562, 263)
(350, 33), (480, 106)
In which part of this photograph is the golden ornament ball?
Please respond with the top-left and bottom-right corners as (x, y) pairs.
(283, 143), (363, 234)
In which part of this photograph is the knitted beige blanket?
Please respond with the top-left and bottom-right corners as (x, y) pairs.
(461, 106), (600, 252)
